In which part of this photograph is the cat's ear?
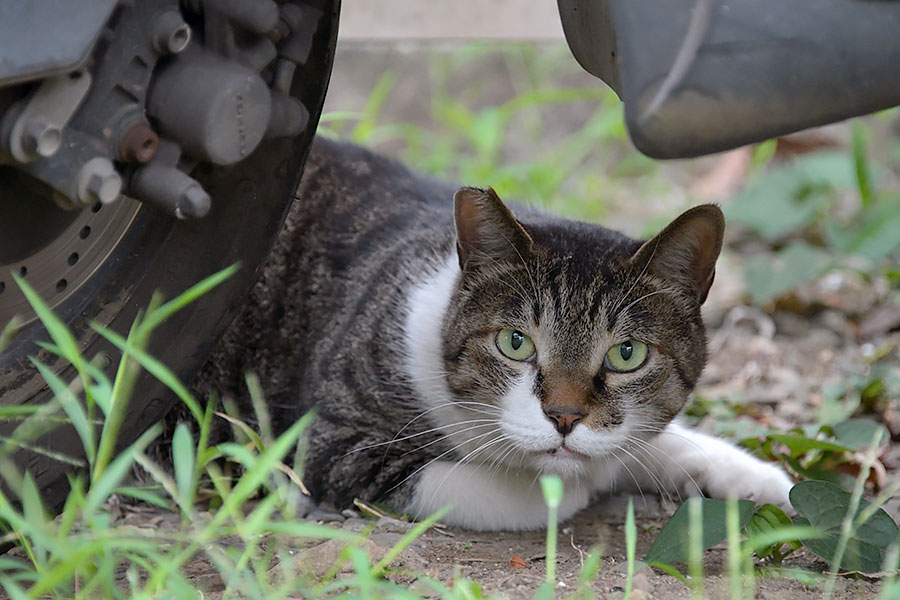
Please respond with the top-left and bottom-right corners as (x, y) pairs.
(453, 187), (534, 270)
(630, 204), (725, 304)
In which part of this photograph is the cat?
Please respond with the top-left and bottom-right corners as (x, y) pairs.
(197, 136), (794, 531)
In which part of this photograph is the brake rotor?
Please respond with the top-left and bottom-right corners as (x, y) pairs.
(0, 167), (140, 329)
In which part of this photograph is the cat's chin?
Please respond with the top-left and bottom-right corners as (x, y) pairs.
(532, 444), (591, 478)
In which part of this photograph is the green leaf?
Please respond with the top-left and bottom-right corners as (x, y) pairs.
(644, 498), (755, 564)
(0, 577), (29, 600)
(790, 480), (900, 573)
(172, 423), (195, 511)
(469, 108), (504, 162)
(765, 432), (850, 456)
(371, 504), (451, 577)
(743, 242), (832, 304)
(831, 419), (889, 450)
(727, 151), (853, 241)
(743, 504), (807, 560)
(352, 69), (397, 143)
(780, 455), (856, 491)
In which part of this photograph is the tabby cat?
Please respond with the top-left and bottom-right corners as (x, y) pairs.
(198, 137), (793, 531)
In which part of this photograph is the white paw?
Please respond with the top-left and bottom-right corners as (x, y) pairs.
(700, 452), (793, 510)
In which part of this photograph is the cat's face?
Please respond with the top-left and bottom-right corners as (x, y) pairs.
(440, 188), (724, 478)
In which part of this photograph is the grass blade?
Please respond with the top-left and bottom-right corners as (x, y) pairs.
(688, 497), (704, 600)
(540, 474), (563, 584)
(624, 497), (636, 599)
(172, 423), (196, 512)
(0, 314), (22, 352)
(12, 274), (85, 373)
(31, 358), (95, 464)
(852, 123), (873, 208)
(84, 424), (161, 518)
(90, 323), (203, 422)
(135, 263), (240, 338)
(726, 497), (743, 600)
(371, 504), (451, 577)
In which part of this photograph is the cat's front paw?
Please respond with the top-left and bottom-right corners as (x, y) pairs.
(650, 423), (795, 510)
(700, 451), (793, 511)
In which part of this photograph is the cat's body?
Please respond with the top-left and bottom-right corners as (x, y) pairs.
(198, 137), (793, 530)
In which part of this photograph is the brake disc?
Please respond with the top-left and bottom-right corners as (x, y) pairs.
(0, 171), (140, 330)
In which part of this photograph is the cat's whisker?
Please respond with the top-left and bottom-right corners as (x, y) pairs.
(616, 446), (670, 504)
(608, 452), (649, 507)
(344, 418), (499, 456)
(622, 437), (684, 504)
(385, 429), (502, 495)
(496, 230), (541, 307)
(467, 247), (535, 306)
(483, 442), (524, 494)
(399, 423), (501, 457)
(630, 425), (711, 457)
(422, 434), (510, 506)
(617, 289), (674, 317)
(481, 438), (519, 482)
(387, 401), (502, 451)
(631, 438), (702, 501)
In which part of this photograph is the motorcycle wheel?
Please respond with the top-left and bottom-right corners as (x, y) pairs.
(0, 0), (340, 511)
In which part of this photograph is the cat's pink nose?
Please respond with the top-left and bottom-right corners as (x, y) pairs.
(543, 408), (585, 436)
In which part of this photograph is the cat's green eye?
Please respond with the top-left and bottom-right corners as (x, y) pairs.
(496, 329), (536, 361)
(605, 340), (649, 372)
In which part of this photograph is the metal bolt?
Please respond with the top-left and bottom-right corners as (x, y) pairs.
(118, 121), (159, 163)
(77, 158), (122, 206)
(21, 118), (61, 157)
(152, 10), (192, 54)
(174, 185), (211, 219)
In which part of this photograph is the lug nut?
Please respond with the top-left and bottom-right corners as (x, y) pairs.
(21, 118), (61, 158)
(152, 10), (192, 54)
(77, 157), (122, 206)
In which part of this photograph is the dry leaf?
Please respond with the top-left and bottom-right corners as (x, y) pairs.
(509, 553), (529, 569)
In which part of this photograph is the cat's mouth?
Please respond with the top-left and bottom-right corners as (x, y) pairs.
(546, 443), (587, 458)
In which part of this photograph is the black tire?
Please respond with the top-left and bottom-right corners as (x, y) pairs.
(0, 0), (340, 511)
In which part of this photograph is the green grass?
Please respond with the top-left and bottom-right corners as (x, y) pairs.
(1, 262), (896, 597)
(0, 269), (452, 598)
